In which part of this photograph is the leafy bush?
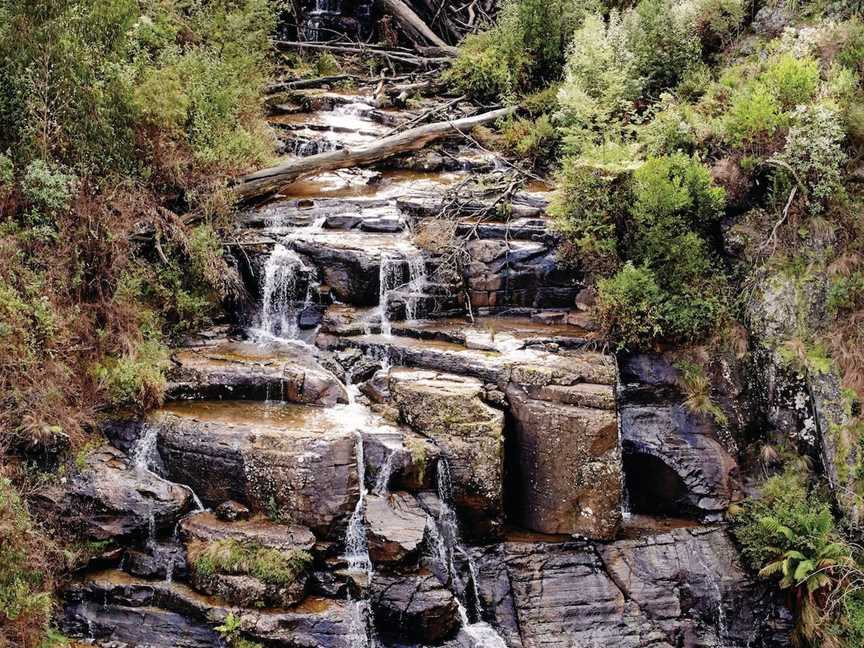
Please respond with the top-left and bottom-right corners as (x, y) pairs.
(92, 339), (168, 411)
(760, 54), (820, 111)
(596, 263), (665, 347)
(20, 161), (78, 229)
(194, 539), (312, 587)
(556, 12), (640, 135)
(624, 0), (702, 98)
(500, 115), (559, 165)
(446, 0), (601, 101)
(0, 477), (60, 647)
(550, 158), (629, 275)
(679, 0), (745, 51)
(638, 96), (700, 156)
(723, 83), (787, 149)
(771, 103), (847, 215)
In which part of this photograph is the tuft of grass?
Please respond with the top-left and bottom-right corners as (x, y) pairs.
(193, 539), (312, 587)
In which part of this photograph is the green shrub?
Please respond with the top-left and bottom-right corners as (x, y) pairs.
(624, 0), (702, 98)
(92, 339), (168, 410)
(194, 539), (312, 587)
(723, 83), (787, 149)
(446, 0), (601, 101)
(20, 161), (77, 228)
(0, 478), (58, 647)
(500, 114), (559, 164)
(638, 97), (700, 156)
(760, 54), (820, 110)
(550, 158), (628, 275)
(596, 263), (665, 347)
(556, 12), (640, 136)
(680, 0), (745, 51)
(771, 103), (847, 215)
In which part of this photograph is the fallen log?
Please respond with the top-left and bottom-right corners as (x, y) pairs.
(375, 0), (458, 54)
(265, 75), (353, 94)
(274, 40), (450, 68)
(235, 106), (515, 200)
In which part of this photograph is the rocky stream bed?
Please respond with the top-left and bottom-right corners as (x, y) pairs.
(48, 84), (796, 648)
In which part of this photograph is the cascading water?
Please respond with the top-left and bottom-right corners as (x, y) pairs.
(259, 245), (307, 339)
(430, 460), (508, 647)
(344, 430), (372, 575)
(302, 0), (342, 41)
(372, 449), (396, 496)
(378, 248), (428, 336)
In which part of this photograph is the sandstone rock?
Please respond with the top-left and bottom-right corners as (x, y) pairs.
(291, 236), (384, 304)
(215, 500), (251, 522)
(365, 492), (429, 565)
(166, 341), (348, 406)
(135, 405), (359, 539)
(125, 542), (188, 581)
(389, 369), (505, 541)
(506, 385), (621, 539)
(752, 5), (792, 36)
(32, 445), (191, 542)
(471, 528), (792, 648)
(371, 574), (461, 644)
(189, 570), (308, 609)
(179, 511), (316, 551)
(362, 425), (440, 492)
(61, 571), (354, 648)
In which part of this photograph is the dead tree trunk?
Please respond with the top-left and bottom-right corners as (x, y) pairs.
(375, 0), (459, 54)
(235, 106), (515, 200)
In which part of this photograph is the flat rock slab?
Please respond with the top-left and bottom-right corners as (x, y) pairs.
(32, 445), (191, 543)
(141, 402), (360, 539)
(167, 340), (348, 406)
(365, 492), (429, 565)
(61, 570), (355, 648)
(179, 511), (315, 551)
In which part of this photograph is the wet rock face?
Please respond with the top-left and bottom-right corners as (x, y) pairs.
(32, 445), (191, 542)
(167, 341), (348, 406)
(471, 528), (792, 648)
(506, 386), (620, 538)
(618, 353), (742, 518)
(389, 369), (505, 542)
(371, 574), (461, 644)
(365, 492), (429, 565)
(141, 410), (359, 539)
(61, 571), (355, 648)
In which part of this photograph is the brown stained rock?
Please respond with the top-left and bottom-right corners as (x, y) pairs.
(179, 511), (315, 551)
(389, 368), (505, 542)
(370, 574), (461, 644)
(166, 341), (348, 406)
(365, 492), (429, 566)
(149, 410), (359, 539)
(506, 385), (621, 539)
(32, 445), (191, 543)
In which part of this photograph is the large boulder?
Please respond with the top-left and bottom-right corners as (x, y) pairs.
(389, 369), (505, 542)
(32, 445), (191, 543)
(108, 404), (360, 539)
(370, 574), (461, 644)
(365, 492), (429, 565)
(166, 341), (348, 406)
(506, 385), (620, 539)
(471, 527), (792, 648)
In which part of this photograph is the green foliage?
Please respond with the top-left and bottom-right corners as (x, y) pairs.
(723, 84), (787, 149)
(772, 103), (848, 215)
(638, 97), (700, 156)
(92, 339), (168, 410)
(446, 0), (601, 102)
(596, 263), (665, 347)
(681, 0), (745, 51)
(194, 539), (312, 587)
(624, 0), (702, 98)
(733, 468), (864, 645)
(0, 478), (58, 647)
(760, 54), (820, 111)
(20, 161), (78, 230)
(556, 12), (639, 136)
(550, 158), (627, 275)
(500, 114), (559, 165)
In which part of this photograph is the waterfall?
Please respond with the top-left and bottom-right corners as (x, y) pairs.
(378, 249), (428, 336)
(403, 249), (428, 321)
(344, 431), (372, 575)
(372, 450), (396, 496)
(259, 245), (308, 339)
(303, 0), (342, 41)
(378, 252), (402, 337)
(430, 460), (508, 647)
(132, 425), (158, 474)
